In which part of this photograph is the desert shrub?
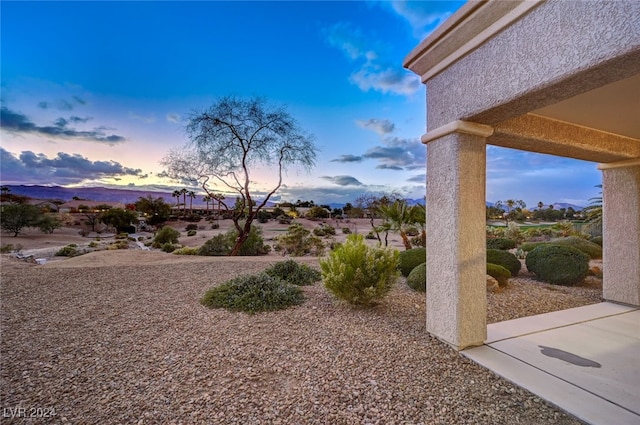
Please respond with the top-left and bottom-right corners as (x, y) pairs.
(526, 244), (589, 286)
(406, 262), (426, 292)
(548, 236), (602, 259)
(398, 247), (426, 277)
(313, 224), (336, 237)
(185, 223), (198, 231)
(487, 263), (511, 287)
(173, 246), (200, 255)
(88, 241), (99, 248)
(198, 233), (233, 256)
(161, 242), (178, 253)
(590, 236), (603, 246)
(278, 215), (293, 225)
(200, 273), (303, 314)
(487, 238), (517, 250)
(198, 225), (269, 256)
(486, 249), (521, 277)
(504, 222), (524, 243)
(320, 234), (399, 307)
(274, 224), (324, 256)
(155, 226), (180, 245)
(56, 244), (79, 257)
(342, 227), (351, 234)
(187, 230), (197, 236)
(365, 231), (377, 240)
(115, 232), (129, 240)
(210, 223), (220, 229)
(0, 244), (15, 253)
(264, 260), (321, 286)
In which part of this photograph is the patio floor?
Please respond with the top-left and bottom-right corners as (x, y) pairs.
(463, 302), (640, 425)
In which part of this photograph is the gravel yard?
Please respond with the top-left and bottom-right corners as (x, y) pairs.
(1, 251), (601, 424)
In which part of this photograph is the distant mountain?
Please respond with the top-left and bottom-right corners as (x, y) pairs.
(3, 185), (175, 204)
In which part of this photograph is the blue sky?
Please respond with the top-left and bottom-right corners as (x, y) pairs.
(1, 1), (602, 207)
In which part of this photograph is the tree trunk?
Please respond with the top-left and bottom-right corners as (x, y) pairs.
(400, 231), (412, 250)
(229, 218), (253, 256)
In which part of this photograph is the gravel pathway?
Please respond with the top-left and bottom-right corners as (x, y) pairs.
(1, 251), (601, 424)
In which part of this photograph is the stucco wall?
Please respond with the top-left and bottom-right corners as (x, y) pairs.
(426, 0), (640, 128)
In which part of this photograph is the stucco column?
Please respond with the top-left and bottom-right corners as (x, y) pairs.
(424, 124), (489, 350)
(600, 162), (640, 306)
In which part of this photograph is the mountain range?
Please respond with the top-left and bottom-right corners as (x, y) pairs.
(1, 185), (583, 210)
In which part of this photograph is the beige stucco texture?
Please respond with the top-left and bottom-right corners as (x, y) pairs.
(404, 0), (640, 349)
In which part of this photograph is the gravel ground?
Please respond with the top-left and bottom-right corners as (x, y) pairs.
(1, 251), (601, 424)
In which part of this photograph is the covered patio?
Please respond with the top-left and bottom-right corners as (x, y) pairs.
(404, 1), (639, 423)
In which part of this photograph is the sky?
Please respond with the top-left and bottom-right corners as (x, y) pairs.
(1, 1), (602, 208)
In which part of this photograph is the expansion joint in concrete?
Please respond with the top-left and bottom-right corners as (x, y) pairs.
(421, 120), (494, 145)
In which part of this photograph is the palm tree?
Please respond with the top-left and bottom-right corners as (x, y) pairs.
(187, 191), (196, 214)
(203, 195), (212, 215)
(179, 188), (188, 215)
(583, 185), (603, 232)
(378, 200), (422, 250)
(537, 201), (544, 210)
(172, 190), (182, 214)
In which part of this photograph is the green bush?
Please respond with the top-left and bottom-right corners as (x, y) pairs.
(548, 236), (602, 259)
(487, 263), (511, 287)
(320, 234), (399, 307)
(590, 236), (603, 247)
(185, 223), (198, 231)
(487, 238), (517, 250)
(155, 226), (180, 245)
(406, 262), (426, 292)
(161, 243), (177, 253)
(520, 241), (546, 252)
(526, 244), (589, 286)
(486, 249), (521, 277)
(313, 224), (336, 237)
(264, 260), (321, 286)
(198, 225), (269, 256)
(398, 247), (426, 277)
(200, 273), (303, 314)
(173, 246), (200, 255)
(342, 227), (351, 234)
(274, 224), (324, 256)
(187, 230), (197, 236)
(56, 244), (79, 257)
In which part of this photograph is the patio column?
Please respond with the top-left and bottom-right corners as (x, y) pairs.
(599, 160), (640, 306)
(423, 121), (492, 350)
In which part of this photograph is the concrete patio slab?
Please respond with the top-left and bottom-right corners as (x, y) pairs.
(463, 302), (640, 425)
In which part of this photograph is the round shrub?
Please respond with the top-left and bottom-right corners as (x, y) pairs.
(548, 236), (602, 259)
(185, 223), (198, 231)
(320, 234), (399, 307)
(264, 260), (321, 286)
(406, 262), (426, 292)
(200, 273), (303, 314)
(187, 230), (197, 236)
(590, 236), (603, 247)
(198, 233), (233, 256)
(486, 238), (517, 250)
(398, 247), (426, 277)
(154, 226), (180, 245)
(173, 246), (199, 255)
(487, 263), (511, 287)
(526, 244), (589, 286)
(161, 242), (177, 253)
(486, 249), (521, 277)
(520, 241), (545, 252)
(56, 244), (79, 257)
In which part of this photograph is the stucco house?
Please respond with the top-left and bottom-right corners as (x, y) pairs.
(403, 0), (639, 350)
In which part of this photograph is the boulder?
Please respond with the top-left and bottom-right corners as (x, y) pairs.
(486, 275), (500, 293)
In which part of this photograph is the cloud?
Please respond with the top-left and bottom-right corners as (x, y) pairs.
(388, 1), (464, 40)
(321, 175), (363, 186)
(166, 113), (180, 123)
(323, 22), (420, 96)
(72, 96), (87, 105)
(331, 154), (363, 163)
(362, 136), (425, 170)
(0, 106), (125, 145)
(0, 148), (143, 185)
(129, 112), (156, 123)
(407, 173), (426, 183)
(356, 118), (395, 135)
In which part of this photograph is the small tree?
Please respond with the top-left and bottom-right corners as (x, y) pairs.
(162, 96), (318, 255)
(135, 195), (171, 226)
(38, 214), (62, 234)
(494, 199), (526, 224)
(99, 208), (138, 233)
(0, 203), (42, 236)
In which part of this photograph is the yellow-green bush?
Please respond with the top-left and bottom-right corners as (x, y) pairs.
(320, 234), (398, 307)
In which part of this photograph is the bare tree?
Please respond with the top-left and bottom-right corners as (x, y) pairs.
(162, 96), (318, 255)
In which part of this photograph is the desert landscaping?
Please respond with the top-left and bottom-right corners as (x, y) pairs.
(1, 217), (602, 424)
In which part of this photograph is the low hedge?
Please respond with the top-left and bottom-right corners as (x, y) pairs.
(521, 237), (602, 259)
(406, 262), (426, 292)
(398, 248), (426, 277)
(486, 249), (521, 277)
(487, 263), (510, 287)
(525, 244), (589, 286)
(486, 238), (517, 250)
